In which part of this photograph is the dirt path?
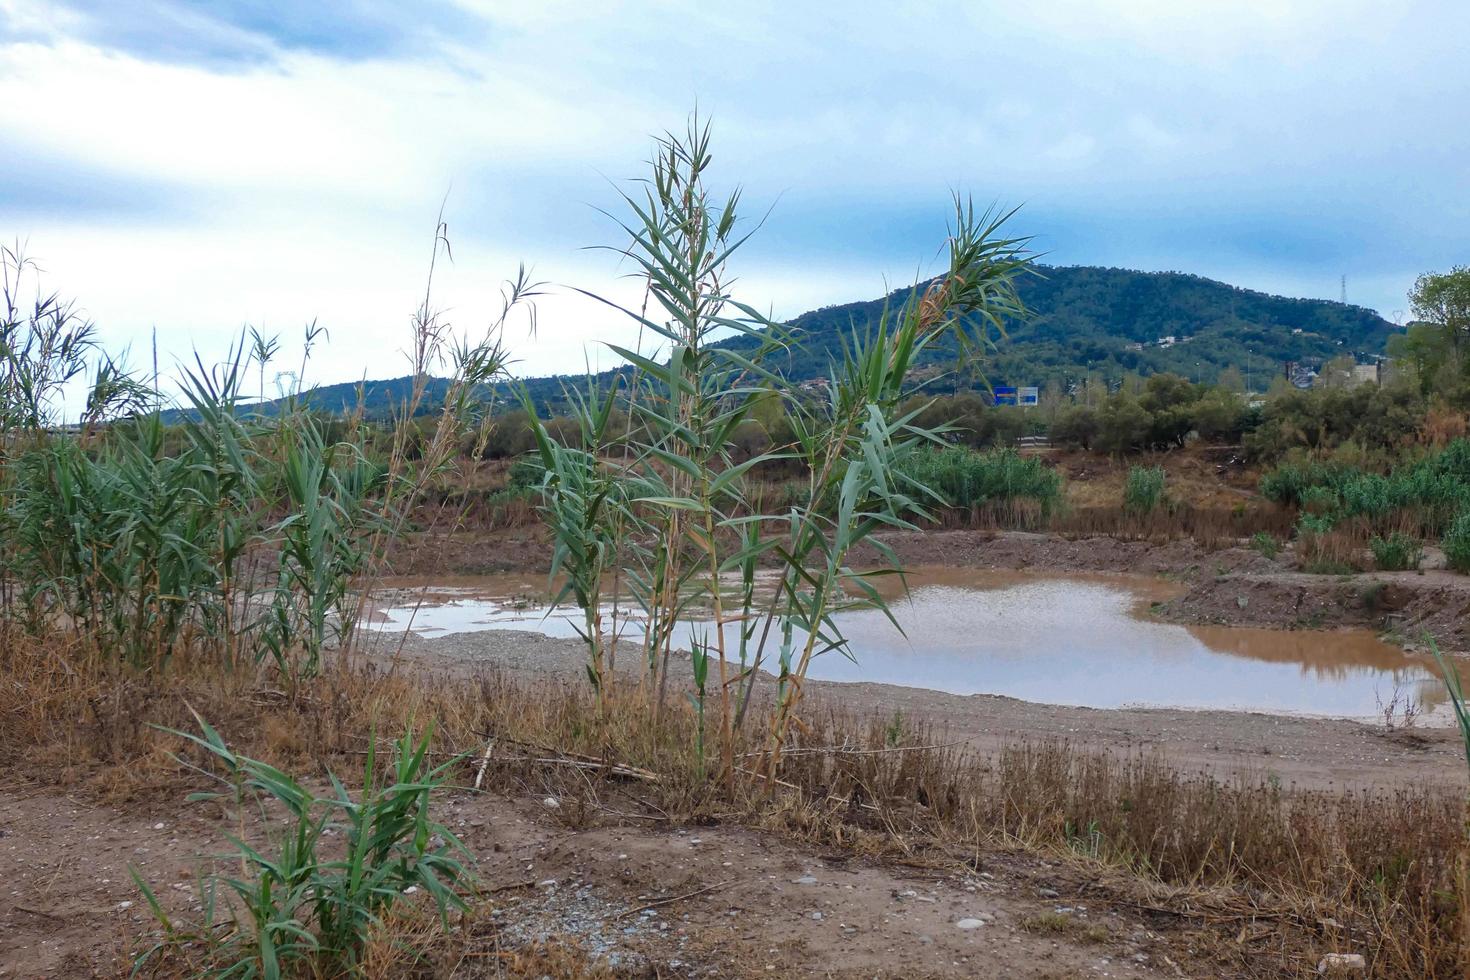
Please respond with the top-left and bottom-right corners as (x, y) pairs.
(2, 778), (1197, 978)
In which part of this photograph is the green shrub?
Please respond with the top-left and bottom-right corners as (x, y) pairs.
(1446, 511), (1470, 573)
(1250, 531), (1280, 560)
(134, 718), (472, 976)
(1259, 440), (1470, 557)
(1049, 405), (1099, 450)
(1123, 465), (1166, 514)
(896, 446), (1063, 516)
(1299, 485), (1340, 516)
(506, 455), (544, 491)
(1369, 532), (1423, 571)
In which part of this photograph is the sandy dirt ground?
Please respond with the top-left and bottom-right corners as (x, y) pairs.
(3, 774), (1212, 978)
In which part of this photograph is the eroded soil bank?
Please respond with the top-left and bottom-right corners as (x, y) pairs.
(857, 530), (1470, 657)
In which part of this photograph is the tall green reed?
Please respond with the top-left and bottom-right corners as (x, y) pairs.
(523, 116), (1033, 784)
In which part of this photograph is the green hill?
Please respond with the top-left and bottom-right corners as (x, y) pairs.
(740, 264), (1397, 392)
(238, 265), (1398, 418)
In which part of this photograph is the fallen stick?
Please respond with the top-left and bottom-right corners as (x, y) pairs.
(484, 878), (537, 894)
(472, 738), (496, 790)
(735, 737), (974, 759)
(482, 754), (661, 783)
(733, 765), (880, 812)
(618, 879), (735, 918)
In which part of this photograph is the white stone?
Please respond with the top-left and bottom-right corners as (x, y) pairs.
(956, 918), (986, 930)
(1317, 953), (1366, 974)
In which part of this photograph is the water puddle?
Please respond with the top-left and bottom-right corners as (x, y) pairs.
(364, 568), (1455, 719)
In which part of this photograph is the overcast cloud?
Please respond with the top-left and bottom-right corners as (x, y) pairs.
(2, 0), (1467, 396)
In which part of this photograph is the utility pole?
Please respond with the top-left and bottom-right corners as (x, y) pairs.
(1340, 275), (1347, 305)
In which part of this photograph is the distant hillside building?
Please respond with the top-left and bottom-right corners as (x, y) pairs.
(1350, 362), (1381, 387)
(1284, 361), (1318, 389)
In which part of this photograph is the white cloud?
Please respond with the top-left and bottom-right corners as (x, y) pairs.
(3, 0), (1469, 406)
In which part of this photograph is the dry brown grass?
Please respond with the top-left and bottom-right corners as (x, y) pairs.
(1297, 522), (1372, 574)
(2, 623), (1466, 978)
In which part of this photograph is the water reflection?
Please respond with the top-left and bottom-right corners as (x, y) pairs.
(365, 569), (1455, 718)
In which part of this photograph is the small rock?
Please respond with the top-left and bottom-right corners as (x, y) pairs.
(956, 918), (986, 930)
(1039, 888), (1059, 899)
(809, 911), (823, 921)
(792, 875), (818, 885)
(152, 822), (166, 830)
(116, 901), (134, 910)
(1318, 953), (1366, 974)
(918, 934), (934, 945)
(542, 797), (560, 809)
(1236, 595), (1249, 609)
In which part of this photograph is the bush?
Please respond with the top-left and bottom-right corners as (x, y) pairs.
(1191, 387), (1249, 442)
(1123, 465), (1166, 514)
(896, 446), (1063, 516)
(1096, 396), (1153, 455)
(1369, 532), (1423, 571)
(1299, 485), (1340, 516)
(1250, 531), (1280, 560)
(506, 455), (545, 491)
(1446, 511), (1470, 573)
(1049, 405), (1099, 450)
(1258, 439), (1470, 542)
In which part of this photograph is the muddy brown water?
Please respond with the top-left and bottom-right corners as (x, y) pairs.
(365, 567), (1455, 720)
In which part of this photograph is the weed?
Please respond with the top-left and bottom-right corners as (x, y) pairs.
(1123, 465), (1166, 514)
(895, 446), (1063, 523)
(1370, 532), (1424, 571)
(1446, 511), (1470, 573)
(133, 716), (472, 977)
(1250, 531), (1280, 559)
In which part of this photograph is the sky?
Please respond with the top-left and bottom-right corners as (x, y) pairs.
(2, 0), (1468, 402)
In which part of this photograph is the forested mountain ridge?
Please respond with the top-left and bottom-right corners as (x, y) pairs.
(239, 265), (1399, 417)
(736, 264), (1397, 392)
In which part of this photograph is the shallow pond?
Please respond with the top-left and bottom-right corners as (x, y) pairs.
(365, 568), (1453, 719)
